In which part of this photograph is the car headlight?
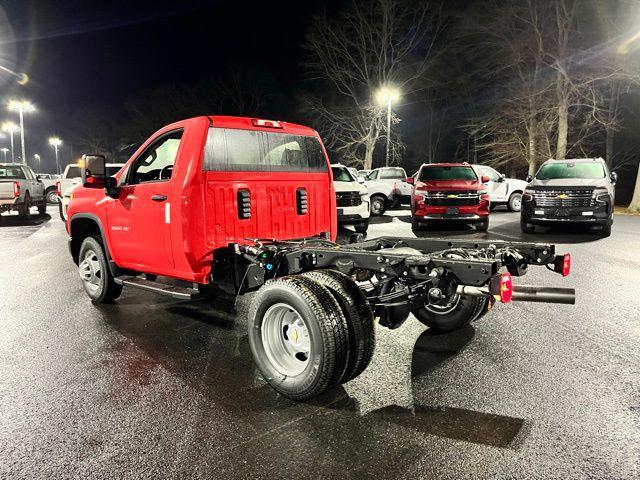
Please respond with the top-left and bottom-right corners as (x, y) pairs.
(593, 188), (609, 202)
(523, 188), (535, 200)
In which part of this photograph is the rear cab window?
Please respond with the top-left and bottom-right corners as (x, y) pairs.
(379, 168), (406, 180)
(65, 166), (82, 179)
(203, 128), (327, 172)
(419, 165), (478, 181)
(0, 166), (26, 179)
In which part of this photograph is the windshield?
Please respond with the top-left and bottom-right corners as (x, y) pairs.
(536, 162), (605, 180)
(66, 166), (82, 178)
(331, 166), (354, 182)
(0, 166), (25, 179)
(419, 165), (477, 181)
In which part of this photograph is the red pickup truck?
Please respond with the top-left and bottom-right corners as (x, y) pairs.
(67, 115), (575, 401)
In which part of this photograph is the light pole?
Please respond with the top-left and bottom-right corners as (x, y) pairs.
(8, 100), (34, 165)
(2, 121), (19, 162)
(34, 154), (40, 169)
(375, 87), (401, 167)
(49, 137), (62, 175)
(1, 147), (8, 162)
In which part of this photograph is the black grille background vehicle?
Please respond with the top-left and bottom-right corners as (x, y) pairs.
(424, 191), (479, 206)
(532, 189), (595, 208)
(336, 191), (362, 207)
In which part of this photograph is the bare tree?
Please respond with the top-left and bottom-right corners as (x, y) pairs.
(303, 0), (444, 169)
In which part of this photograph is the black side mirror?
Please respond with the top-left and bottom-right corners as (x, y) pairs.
(104, 176), (120, 199)
(526, 175), (534, 182)
(36, 175), (42, 182)
(81, 154), (107, 188)
(500, 174), (506, 182)
(610, 171), (618, 184)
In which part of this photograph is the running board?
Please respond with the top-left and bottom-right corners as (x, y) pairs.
(114, 275), (199, 300)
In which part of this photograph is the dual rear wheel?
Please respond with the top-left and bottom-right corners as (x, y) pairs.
(248, 271), (375, 401)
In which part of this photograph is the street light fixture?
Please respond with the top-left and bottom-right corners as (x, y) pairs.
(34, 154), (41, 168)
(1, 121), (20, 162)
(375, 86), (401, 167)
(1, 147), (8, 162)
(49, 137), (62, 175)
(8, 100), (34, 165)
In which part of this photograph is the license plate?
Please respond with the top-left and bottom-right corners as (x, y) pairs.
(445, 207), (459, 215)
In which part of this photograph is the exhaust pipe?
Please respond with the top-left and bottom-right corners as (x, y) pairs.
(511, 285), (575, 304)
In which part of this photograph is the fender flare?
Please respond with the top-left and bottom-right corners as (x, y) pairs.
(68, 213), (121, 276)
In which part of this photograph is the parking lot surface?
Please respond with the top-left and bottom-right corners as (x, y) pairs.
(1, 207), (639, 479)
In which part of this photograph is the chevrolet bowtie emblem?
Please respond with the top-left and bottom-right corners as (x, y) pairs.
(556, 194), (569, 199)
(447, 194), (458, 198)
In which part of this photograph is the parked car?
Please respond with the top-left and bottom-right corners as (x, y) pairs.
(521, 157), (615, 236)
(471, 165), (528, 212)
(331, 164), (369, 233)
(36, 173), (60, 204)
(411, 162), (490, 231)
(365, 167), (412, 205)
(0, 163), (47, 217)
(66, 115), (574, 401)
(59, 163), (125, 221)
(54, 163), (83, 204)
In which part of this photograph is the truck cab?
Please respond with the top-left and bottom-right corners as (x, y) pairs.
(67, 116), (337, 284)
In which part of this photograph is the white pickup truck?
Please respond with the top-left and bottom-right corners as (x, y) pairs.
(0, 163), (47, 217)
(365, 167), (413, 206)
(471, 164), (528, 211)
(54, 164), (83, 204)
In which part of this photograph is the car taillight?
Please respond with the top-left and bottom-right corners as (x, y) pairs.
(499, 272), (513, 303)
(13, 181), (20, 197)
(251, 118), (282, 129)
(553, 253), (571, 277)
(56, 181), (61, 196)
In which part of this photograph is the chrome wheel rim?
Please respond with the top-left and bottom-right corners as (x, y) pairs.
(78, 249), (103, 295)
(261, 303), (311, 376)
(371, 199), (383, 214)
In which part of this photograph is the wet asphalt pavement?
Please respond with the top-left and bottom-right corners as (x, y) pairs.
(1, 206), (639, 479)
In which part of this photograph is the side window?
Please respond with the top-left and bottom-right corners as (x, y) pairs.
(23, 167), (33, 180)
(366, 170), (378, 180)
(128, 130), (183, 185)
(480, 167), (500, 182)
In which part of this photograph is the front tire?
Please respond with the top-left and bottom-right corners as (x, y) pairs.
(597, 219), (612, 237)
(248, 276), (350, 401)
(508, 192), (523, 212)
(370, 195), (386, 216)
(45, 188), (58, 204)
(476, 220), (489, 231)
(78, 237), (123, 303)
(521, 219), (535, 233)
(412, 294), (487, 333)
(411, 217), (425, 231)
(354, 221), (368, 233)
(37, 198), (46, 215)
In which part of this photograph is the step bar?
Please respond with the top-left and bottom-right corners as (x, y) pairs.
(114, 275), (199, 300)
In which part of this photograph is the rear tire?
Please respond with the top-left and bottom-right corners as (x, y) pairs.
(507, 192), (523, 212)
(38, 198), (46, 215)
(45, 188), (58, 204)
(301, 270), (375, 382)
(58, 200), (66, 221)
(18, 193), (30, 218)
(248, 276), (350, 401)
(78, 236), (123, 303)
(370, 195), (386, 216)
(412, 294), (487, 333)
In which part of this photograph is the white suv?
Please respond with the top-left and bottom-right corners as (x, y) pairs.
(331, 164), (370, 233)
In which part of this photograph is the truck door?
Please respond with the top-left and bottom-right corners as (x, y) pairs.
(479, 166), (507, 201)
(107, 130), (183, 271)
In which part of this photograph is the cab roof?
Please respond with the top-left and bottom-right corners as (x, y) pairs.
(206, 115), (318, 136)
(420, 162), (473, 168)
(545, 157), (605, 163)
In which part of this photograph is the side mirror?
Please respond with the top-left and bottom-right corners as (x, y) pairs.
(81, 154), (107, 188)
(610, 171), (617, 184)
(500, 174), (506, 182)
(36, 175), (42, 182)
(526, 175), (534, 182)
(481, 175), (490, 183)
(406, 177), (414, 185)
(104, 176), (120, 199)
(357, 176), (366, 184)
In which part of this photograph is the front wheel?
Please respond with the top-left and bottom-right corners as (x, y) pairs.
(45, 188), (58, 204)
(508, 192), (523, 212)
(412, 294), (488, 333)
(521, 220), (535, 233)
(248, 276), (350, 401)
(476, 220), (489, 231)
(370, 195), (386, 216)
(78, 237), (123, 303)
(597, 219), (612, 237)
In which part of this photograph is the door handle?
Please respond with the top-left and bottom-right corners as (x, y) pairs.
(151, 194), (167, 202)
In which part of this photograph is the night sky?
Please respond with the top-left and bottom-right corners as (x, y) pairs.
(0, 0), (342, 172)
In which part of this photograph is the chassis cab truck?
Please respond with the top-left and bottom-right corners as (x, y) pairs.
(67, 115), (575, 401)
